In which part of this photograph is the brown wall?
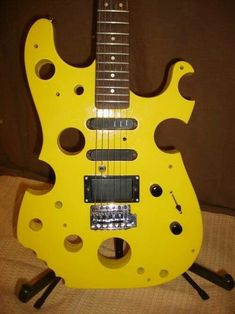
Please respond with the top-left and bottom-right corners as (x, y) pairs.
(0, 0), (235, 214)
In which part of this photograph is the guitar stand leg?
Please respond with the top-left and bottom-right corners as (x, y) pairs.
(18, 269), (61, 309)
(182, 262), (234, 300)
(33, 276), (61, 309)
(182, 272), (209, 300)
(114, 238), (124, 258)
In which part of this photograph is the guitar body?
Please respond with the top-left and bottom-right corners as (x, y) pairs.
(17, 18), (202, 288)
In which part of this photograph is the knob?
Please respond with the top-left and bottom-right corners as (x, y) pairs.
(170, 222), (183, 235)
(150, 184), (163, 197)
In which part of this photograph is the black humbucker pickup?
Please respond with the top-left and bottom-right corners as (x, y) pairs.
(84, 175), (139, 203)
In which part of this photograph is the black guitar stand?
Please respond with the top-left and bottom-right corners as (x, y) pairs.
(18, 269), (61, 309)
(17, 238), (234, 309)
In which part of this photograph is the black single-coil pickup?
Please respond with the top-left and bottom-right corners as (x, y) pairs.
(87, 149), (137, 161)
(84, 175), (139, 203)
(86, 118), (137, 130)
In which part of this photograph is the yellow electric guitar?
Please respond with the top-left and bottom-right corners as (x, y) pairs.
(17, 0), (203, 288)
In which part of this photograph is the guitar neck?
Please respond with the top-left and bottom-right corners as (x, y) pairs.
(95, 0), (130, 109)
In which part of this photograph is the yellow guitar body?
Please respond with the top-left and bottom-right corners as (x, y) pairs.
(17, 18), (202, 288)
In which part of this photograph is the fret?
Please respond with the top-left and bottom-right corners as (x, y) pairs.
(98, 10), (129, 13)
(97, 43), (129, 47)
(96, 70), (129, 73)
(96, 32), (129, 35)
(96, 93), (129, 96)
(96, 69), (129, 73)
(97, 21), (129, 25)
(96, 52), (128, 55)
(96, 61), (129, 67)
(97, 59), (129, 64)
(96, 100), (129, 103)
(97, 84), (129, 93)
(96, 94), (129, 96)
(96, 78), (129, 81)
(97, 86), (128, 89)
(96, 71), (129, 76)
(97, 62), (129, 65)
(96, 89), (128, 93)
(97, 88), (128, 92)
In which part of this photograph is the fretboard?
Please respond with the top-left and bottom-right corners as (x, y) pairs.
(95, 0), (129, 109)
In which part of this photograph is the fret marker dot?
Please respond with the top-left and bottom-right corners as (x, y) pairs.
(119, 2), (123, 7)
(110, 89), (115, 93)
(111, 56), (115, 61)
(111, 36), (116, 41)
(111, 73), (115, 78)
(104, 2), (109, 7)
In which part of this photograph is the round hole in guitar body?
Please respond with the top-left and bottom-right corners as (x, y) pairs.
(64, 234), (83, 253)
(137, 267), (145, 274)
(55, 201), (63, 209)
(29, 218), (43, 231)
(58, 127), (85, 155)
(98, 237), (131, 269)
(74, 85), (84, 95)
(35, 59), (55, 80)
(159, 269), (169, 278)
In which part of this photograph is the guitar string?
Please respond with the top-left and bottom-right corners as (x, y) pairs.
(119, 0), (122, 205)
(114, 0), (126, 204)
(99, 0), (107, 206)
(102, 0), (110, 205)
(96, 0), (104, 206)
(105, 0), (109, 205)
(119, 0), (123, 204)
(119, 0), (129, 203)
(101, 0), (105, 205)
(125, 0), (129, 200)
(114, 0), (119, 204)
(124, 0), (129, 201)
(94, 0), (100, 207)
(108, 2), (113, 203)
(111, 0), (117, 204)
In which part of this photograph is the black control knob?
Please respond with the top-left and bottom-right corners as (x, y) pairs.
(150, 184), (163, 197)
(170, 222), (183, 235)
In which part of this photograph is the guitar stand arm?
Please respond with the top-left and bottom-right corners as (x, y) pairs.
(18, 269), (61, 309)
(189, 263), (235, 290)
(182, 262), (234, 300)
